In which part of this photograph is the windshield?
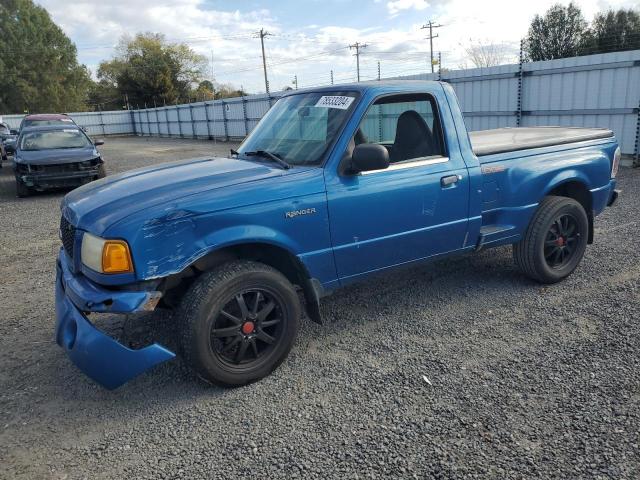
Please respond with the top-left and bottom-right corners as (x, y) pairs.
(23, 118), (73, 128)
(237, 91), (358, 166)
(19, 129), (90, 151)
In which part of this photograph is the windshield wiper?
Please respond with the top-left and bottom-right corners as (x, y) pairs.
(242, 150), (291, 170)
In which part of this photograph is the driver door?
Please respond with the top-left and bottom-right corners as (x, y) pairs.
(325, 93), (470, 281)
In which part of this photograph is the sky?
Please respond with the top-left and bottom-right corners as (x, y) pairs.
(37, 0), (639, 94)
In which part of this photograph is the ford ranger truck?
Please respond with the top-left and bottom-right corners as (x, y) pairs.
(55, 81), (620, 389)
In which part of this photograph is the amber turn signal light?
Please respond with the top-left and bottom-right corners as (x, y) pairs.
(102, 241), (133, 274)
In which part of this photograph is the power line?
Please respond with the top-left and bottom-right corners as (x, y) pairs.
(214, 46), (349, 76)
(0, 32), (259, 55)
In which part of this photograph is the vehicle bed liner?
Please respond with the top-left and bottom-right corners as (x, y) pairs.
(470, 127), (614, 157)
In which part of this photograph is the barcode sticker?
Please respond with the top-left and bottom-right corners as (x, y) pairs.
(315, 96), (355, 110)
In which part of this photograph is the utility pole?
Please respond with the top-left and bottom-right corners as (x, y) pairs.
(377, 61), (381, 81)
(292, 75), (298, 90)
(349, 42), (368, 82)
(421, 20), (442, 73)
(330, 70), (334, 85)
(210, 50), (216, 98)
(258, 28), (272, 94)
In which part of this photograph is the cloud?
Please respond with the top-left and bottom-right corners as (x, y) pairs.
(33, 0), (638, 93)
(386, 0), (429, 16)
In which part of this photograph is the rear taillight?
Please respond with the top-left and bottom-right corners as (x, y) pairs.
(611, 147), (620, 179)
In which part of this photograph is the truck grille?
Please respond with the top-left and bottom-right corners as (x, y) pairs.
(60, 216), (76, 258)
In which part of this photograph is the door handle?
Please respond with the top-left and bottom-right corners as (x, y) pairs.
(441, 174), (461, 187)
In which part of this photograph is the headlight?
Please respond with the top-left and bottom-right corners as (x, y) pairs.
(81, 232), (133, 274)
(611, 147), (620, 179)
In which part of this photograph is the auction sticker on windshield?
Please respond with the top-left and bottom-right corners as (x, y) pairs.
(315, 96), (355, 110)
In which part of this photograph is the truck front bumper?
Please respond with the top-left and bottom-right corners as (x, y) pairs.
(55, 249), (175, 389)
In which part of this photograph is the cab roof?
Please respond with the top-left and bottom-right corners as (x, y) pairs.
(279, 80), (442, 97)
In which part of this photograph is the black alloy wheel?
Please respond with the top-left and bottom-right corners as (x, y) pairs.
(211, 289), (284, 367)
(543, 213), (580, 269)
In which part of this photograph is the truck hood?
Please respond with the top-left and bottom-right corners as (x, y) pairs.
(16, 147), (99, 165)
(62, 156), (299, 233)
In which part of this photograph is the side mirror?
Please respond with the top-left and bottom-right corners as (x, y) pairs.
(94, 139), (105, 146)
(351, 144), (389, 173)
(10, 129), (18, 135)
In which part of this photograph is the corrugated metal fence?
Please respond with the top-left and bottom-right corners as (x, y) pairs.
(2, 49), (639, 163)
(1, 110), (133, 137)
(398, 49), (640, 161)
(128, 93), (277, 140)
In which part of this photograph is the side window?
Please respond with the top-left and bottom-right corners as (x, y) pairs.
(356, 94), (445, 163)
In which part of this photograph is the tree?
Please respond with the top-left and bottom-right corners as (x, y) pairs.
(87, 79), (123, 111)
(188, 80), (247, 102)
(582, 9), (640, 55)
(0, 0), (91, 113)
(463, 40), (509, 68)
(211, 83), (246, 99)
(524, 3), (588, 61)
(192, 80), (215, 101)
(97, 33), (208, 107)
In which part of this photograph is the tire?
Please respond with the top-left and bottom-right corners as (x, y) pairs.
(177, 260), (301, 387)
(15, 179), (31, 198)
(514, 195), (589, 284)
(96, 164), (106, 179)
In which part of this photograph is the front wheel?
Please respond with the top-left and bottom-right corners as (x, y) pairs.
(513, 196), (589, 284)
(15, 179), (31, 198)
(177, 260), (301, 387)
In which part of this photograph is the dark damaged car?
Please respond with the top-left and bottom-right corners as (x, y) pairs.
(1, 122), (17, 161)
(13, 125), (106, 197)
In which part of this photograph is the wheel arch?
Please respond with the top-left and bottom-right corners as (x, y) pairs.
(545, 178), (594, 243)
(162, 240), (323, 324)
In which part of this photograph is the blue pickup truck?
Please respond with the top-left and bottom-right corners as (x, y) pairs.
(55, 81), (620, 389)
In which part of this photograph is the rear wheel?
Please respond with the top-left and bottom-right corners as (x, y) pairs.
(513, 196), (589, 284)
(177, 260), (300, 387)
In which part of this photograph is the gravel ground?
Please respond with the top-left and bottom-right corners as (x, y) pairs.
(0, 136), (638, 480)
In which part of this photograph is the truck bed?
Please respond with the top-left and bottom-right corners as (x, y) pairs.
(470, 127), (613, 157)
